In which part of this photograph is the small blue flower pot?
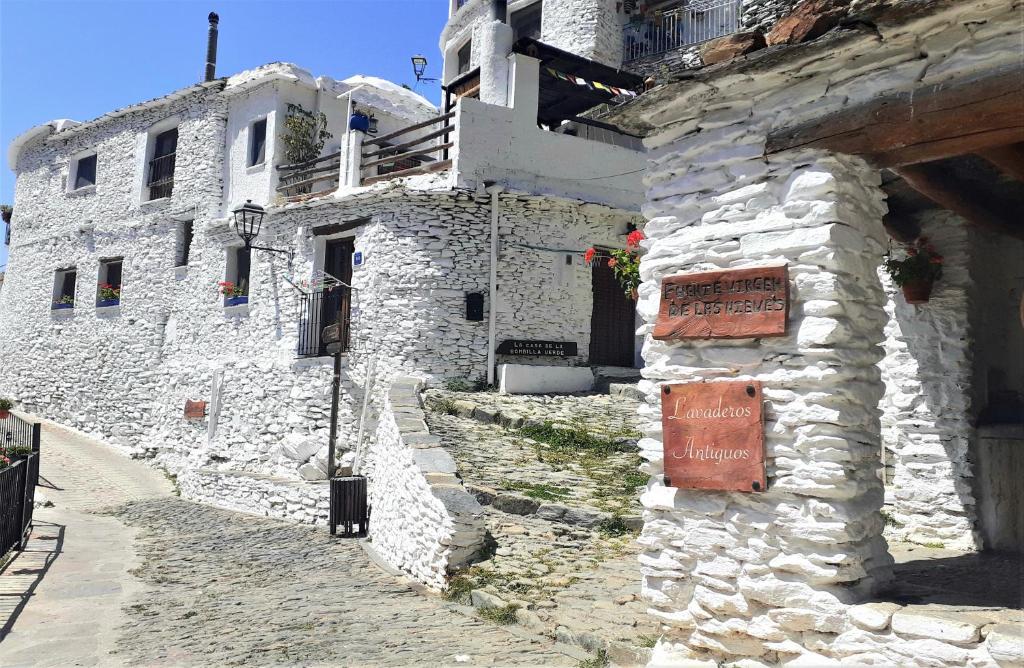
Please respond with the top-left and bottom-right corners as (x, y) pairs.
(97, 299), (120, 308)
(225, 296), (249, 307)
(52, 303), (75, 310)
(349, 112), (370, 133)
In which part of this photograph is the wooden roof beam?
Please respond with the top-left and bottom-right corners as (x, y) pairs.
(977, 143), (1024, 183)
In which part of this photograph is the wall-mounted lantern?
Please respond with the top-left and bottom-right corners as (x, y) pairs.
(411, 55), (438, 83)
(232, 199), (293, 264)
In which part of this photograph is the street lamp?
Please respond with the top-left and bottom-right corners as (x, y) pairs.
(231, 200), (293, 263)
(411, 55), (437, 83)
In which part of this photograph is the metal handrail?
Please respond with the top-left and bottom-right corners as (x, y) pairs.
(622, 0), (741, 62)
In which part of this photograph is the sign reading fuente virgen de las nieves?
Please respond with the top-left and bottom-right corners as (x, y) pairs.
(655, 265), (786, 492)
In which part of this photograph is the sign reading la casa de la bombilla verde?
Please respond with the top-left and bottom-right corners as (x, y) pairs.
(661, 381), (766, 492)
(654, 265), (789, 340)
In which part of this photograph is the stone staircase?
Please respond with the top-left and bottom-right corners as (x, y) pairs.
(421, 389), (657, 666)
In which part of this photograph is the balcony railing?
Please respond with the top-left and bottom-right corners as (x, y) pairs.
(276, 152), (342, 199)
(622, 0), (740, 63)
(297, 287), (351, 357)
(360, 112), (455, 186)
(147, 152), (176, 200)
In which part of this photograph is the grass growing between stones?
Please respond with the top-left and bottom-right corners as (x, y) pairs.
(499, 480), (571, 501)
(578, 649), (610, 668)
(478, 603), (520, 625)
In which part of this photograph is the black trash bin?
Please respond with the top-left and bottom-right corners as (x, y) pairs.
(330, 475), (368, 537)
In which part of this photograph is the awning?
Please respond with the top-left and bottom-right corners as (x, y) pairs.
(511, 37), (645, 127)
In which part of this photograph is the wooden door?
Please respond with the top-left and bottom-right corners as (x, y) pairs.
(589, 255), (637, 367)
(321, 239), (354, 354)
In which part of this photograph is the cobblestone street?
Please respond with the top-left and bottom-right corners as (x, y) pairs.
(0, 419), (576, 667)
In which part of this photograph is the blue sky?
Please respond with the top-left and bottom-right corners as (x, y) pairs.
(0, 0), (449, 269)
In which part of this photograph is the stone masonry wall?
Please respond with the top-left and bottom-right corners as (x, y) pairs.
(364, 377), (486, 589)
(878, 211), (980, 551)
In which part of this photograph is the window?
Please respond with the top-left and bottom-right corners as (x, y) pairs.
(52, 268), (77, 309)
(510, 1), (543, 41)
(457, 41), (472, 76)
(72, 154), (97, 190)
(223, 247), (251, 305)
(147, 127), (178, 200)
(97, 258), (123, 306)
(249, 119), (267, 167)
(175, 220), (194, 267)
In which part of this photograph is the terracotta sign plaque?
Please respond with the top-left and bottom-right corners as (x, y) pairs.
(184, 400), (207, 421)
(654, 265), (789, 340)
(661, 381), (766, 492)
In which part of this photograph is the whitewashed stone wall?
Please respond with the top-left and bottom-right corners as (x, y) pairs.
(541, 0), (622, 67)
(878, 211), (980, 551)
(363, 377), (486, 588)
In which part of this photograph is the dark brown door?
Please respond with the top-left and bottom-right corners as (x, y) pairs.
(589, 255), (637, 367)
(321, 239), (354, 354)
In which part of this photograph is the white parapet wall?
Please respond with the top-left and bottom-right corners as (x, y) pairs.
(362, 377), (486, 589)
(497, 363), (595, 394)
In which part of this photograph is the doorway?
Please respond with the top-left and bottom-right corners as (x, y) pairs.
(589, 253), (637, 367)
(320, 238), (354, 355)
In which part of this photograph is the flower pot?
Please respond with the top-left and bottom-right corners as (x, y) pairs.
(0, 410), (9, 420)
(349, 113), (370, 133)
(225, 296), (249, 307)
(901, 280), (933, 304)
(52, 303), (74, 310)
(97, 299), (120, 308)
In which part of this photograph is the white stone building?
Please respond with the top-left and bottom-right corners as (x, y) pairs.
(606, 0), (1023, 664)
(1, 5), (650, 587)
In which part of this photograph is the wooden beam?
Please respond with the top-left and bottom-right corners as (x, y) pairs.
(894, 163), (1024, 240)
(364, 112), (455, 146)
(768, 65), (1024, 167)
(361, 159), (453, 186)
(361, 126), (453, 159)
(361, 143), (453, 170)
(977, 143), (1024, 182)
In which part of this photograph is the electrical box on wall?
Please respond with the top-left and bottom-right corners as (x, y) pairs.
(466, 292), (484, 321)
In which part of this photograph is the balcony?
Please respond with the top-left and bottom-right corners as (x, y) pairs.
(277, 152), (342, 198)
(622, 0), (740, 63)
(359, 112), (455, 185)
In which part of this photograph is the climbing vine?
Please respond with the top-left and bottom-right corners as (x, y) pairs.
(282, 104), (332, 164)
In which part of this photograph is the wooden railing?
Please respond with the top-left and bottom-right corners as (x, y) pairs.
(276, 151), (342, 198)
(360, 112), (455, 186)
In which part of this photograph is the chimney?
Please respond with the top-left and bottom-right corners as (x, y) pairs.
(204, 12), (220, 82)
(491, 0), (507, 22)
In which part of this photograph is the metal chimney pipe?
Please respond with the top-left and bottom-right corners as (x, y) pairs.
(491, 0), (507, 22)
(204, 12), (219, 82)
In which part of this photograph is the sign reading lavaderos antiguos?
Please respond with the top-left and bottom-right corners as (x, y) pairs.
(654, 265), (789, 340)
(661, 381), (766, 492)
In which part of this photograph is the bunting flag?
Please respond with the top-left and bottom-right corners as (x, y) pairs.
(544, 67), (639, 98)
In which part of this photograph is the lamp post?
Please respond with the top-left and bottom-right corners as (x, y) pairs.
(411, 55), (438, 83)
(231, 200), (293, 264)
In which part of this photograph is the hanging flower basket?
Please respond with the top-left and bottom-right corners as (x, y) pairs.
(901, 280), (934, 304)
(884, 237), (943, 305)
(585, 229), (646, 300)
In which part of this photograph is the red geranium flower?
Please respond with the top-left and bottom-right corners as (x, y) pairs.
(583, 248), (596, 265)
(607, 257), (618, 268)
(626, 229), (645, 248)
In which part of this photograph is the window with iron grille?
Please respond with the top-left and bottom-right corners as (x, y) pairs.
(147, 127), (178, 200)
(249, 119), (267, 167)
(73, 154), (97, 190)
(457, 41), (472, 76)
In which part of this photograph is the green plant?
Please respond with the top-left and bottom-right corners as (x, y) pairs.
(443, 575), (475, 605)
(443, 377), (487, 392)
(597, 515), (633, 537)
(54, 295), (75, 305)
(499, 479), (571, 501)
(519, 421), (629, 459)
(578, 649), (610, 668)
(636, 635), (659, 648)
(585, 229), (645, 297)
(98, 283), (120, 301)
(884, 237), (943, 287)
(0, 398), (13, 411)
(282, 104), (332, 164)
(218, 280), (246, 298)
(430, 398), (460, 416)
(0, 204), (12, 223)
(478, 603), (520, 625)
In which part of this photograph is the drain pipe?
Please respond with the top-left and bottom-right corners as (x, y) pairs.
(485, 184), (503, 387)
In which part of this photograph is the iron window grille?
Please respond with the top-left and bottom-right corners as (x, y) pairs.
(147, 127), (178, 200)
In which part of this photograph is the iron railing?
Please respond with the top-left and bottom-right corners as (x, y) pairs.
(623, 0), (740, 63)
(147, 152), (176, 200)
(297, 287), (352, 358)
(0, 413), (41, 557)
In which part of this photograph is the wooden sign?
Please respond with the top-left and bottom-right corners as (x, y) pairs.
(323, 323), (341, 345)
(661, 381), (765, 492)
(184, 400), (207, 420)
(496, 340), (578, 357)
(654, 265), (789, 340)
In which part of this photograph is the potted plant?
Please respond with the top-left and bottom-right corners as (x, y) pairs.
(0, 398), (12, 420)
(219, 280), (248, 306)
(884, 237), (944, 304)
(97, 283), (121, 307)
(585, 229), (646, 300)
(53, 295), (75, 310)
